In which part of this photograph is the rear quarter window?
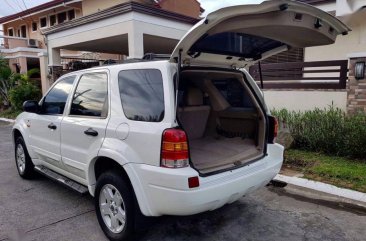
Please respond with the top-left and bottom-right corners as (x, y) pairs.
(118, 69), (165, 122)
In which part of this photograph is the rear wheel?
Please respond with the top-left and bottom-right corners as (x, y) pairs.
(15, 136), (36, 179)
(95, 171), (135, 241)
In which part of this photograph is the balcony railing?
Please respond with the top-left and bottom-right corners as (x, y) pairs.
(4, 37), (28, 49)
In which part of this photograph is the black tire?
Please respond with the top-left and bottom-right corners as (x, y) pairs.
(95, 171), (135, 241)
(14, 136), (36, 179)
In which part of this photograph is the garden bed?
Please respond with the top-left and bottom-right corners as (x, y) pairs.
(0, 109), (21, 119)
(283, 149), (366, 193)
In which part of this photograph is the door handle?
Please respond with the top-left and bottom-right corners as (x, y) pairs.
(84, 128), (98, 137)
(48, 123), (57, 130)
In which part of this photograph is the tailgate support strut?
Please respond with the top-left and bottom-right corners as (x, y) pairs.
(258, 61), (264, 89)
(175, 49), (183, 116)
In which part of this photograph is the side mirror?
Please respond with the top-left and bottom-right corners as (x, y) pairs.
(23, 100), (40, 113)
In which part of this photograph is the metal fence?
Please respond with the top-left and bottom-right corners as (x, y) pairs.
(249, 60), (348, 89)
(61, 57), (104, 72)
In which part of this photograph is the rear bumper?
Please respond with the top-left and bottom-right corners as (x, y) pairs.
(126, 144), (284, 216)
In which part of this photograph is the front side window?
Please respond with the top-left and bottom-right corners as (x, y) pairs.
(50, 15), (57, 26)
(68, 10), (75, 20)
(20, 25), (27, 38)
(118, 69), (165, 122)
(40, 17), (47, 28)
(70, 73), (108, 117)
(8, 28), (14, 36)
(57, 12), (67, 24)
(32, 22), (37, 32)
(41, 76), (76, 115)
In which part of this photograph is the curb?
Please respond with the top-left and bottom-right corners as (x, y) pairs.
(274, 174), (366, 204)
(0, 117), (15, 123)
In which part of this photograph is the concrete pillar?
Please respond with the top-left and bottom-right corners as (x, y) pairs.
(38, 52), (50, 94)
(18, 57), (28, 74)
(48, 48), (63, 84)
(128, 30), (144, 59)
(347, 52), (366, 114)
(49, 48), (61, 66)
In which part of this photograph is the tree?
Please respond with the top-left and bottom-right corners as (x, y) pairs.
(0, 57), (16, 107)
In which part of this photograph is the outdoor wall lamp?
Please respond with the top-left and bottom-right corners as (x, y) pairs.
(355, 61), (365, 80)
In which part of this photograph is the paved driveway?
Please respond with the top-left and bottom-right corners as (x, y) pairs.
(0, 122), (365, 241)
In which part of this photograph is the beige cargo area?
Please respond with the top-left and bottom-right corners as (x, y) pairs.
(178, 69), (266, 174)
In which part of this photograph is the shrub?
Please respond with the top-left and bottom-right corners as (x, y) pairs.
(0, 64), (15, 107)
(9, 80), (41, 110)
(272, 106), (366, 160)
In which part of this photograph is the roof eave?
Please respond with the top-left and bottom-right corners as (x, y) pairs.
(42, 2), (200, 35)
(0, 0), (81, 24)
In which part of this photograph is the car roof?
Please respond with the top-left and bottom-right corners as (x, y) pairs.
(62, 60), (172, 77)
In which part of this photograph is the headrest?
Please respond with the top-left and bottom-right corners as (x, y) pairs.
(185, 88), (204, 106)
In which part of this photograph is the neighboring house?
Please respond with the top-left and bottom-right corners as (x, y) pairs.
(265, 0), (366, 64)
(262, 0), (366, 113)
(0, 0), (203, 92)
(0, 0), (83, 76)
(301, 0), (366, 61)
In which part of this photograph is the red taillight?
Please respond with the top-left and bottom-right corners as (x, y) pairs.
(161, 129), (189, 168)
(268, 116), (278, 144)
(274, 117), (278, 138)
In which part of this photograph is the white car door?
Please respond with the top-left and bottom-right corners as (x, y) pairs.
(28, 75), (76, 170)
(60, 71), (109, 180)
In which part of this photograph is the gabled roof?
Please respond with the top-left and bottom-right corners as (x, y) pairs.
(0, 0), (78, 24)
(155, 0), (205, 13)
(0, 0), (204, 25)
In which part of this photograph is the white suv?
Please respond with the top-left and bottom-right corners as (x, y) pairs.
(12, 1), (349, 240)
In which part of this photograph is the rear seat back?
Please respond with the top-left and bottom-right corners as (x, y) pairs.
(178, 88), (210, 140)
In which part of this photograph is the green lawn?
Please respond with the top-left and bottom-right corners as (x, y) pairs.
(0, 109), (21, 119)
(284, 149), (366, 193)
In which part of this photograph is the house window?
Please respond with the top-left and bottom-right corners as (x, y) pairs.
(57, 12), (67, 24)
(68, 10), (75, 20)
(50, 15), (57, 26)
(20, 25), (27, 38)
(40, 17), (47, 28)
(17, 29), (21, 37)
(32, 22), (37, 32)
(8, 28), (14, 36)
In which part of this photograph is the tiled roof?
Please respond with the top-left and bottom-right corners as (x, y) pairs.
(0, 0), (77, 24)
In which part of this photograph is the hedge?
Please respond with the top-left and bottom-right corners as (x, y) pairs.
(272, 106), (366, 160)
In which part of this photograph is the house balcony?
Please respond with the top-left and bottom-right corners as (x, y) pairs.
(0, 36), (45, 58)
(2, 37), (42, 49)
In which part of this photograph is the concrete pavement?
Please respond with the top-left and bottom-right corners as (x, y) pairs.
(0, 122), (365, 241)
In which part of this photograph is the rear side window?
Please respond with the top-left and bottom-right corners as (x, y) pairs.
(70, 72), (108, 117)
(212, 79), (255, 108)
(41, 76), (75, 115)
(118, 69), (164, 122)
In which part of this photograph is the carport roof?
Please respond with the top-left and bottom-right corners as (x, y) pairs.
(42, 1), (200, 35)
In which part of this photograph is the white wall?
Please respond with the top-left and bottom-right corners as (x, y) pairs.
(264, 90), (347, 112)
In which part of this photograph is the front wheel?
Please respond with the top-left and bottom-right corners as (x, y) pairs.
(15, 136), (36, 179)
(95, 171), (135, 241)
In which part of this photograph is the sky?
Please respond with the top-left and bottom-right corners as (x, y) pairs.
(0, 0), (264, 17)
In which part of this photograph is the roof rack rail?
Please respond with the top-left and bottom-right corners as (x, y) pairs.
(143, 53), (170, 60)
